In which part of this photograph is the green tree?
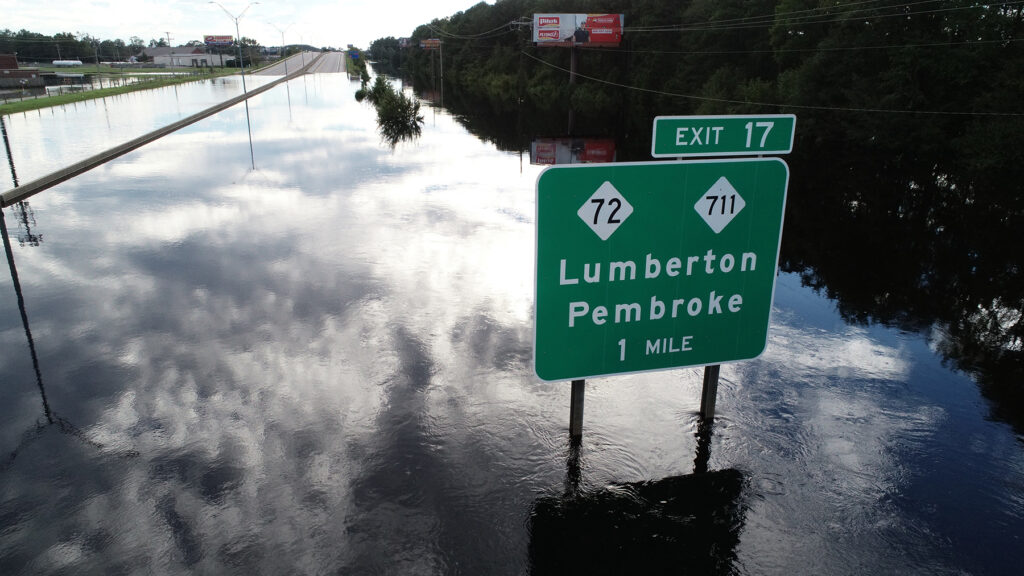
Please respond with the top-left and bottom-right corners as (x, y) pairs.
(238, 37), (262, 67)
(129, 36), (145, 56)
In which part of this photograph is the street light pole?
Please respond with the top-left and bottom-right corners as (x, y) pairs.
(209, 1), (259, 92)
(234, 19), (247, 92)
(267, 22), (293, 77)
(209, 1), (259, 170)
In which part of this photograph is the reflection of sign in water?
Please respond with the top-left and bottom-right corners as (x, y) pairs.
(530, 138), (616, 165)
(530, 469), (745, 573)
(534, 158), (789, 381)
(204, 35), (234, 47)
(533, 14), (624, 47)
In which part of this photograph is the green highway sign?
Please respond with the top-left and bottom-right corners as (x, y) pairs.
(651, 114), (796, 158)
(534, 158), (789, 381)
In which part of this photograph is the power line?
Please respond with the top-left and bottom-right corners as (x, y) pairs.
(425, 21), (516, 41)
(627, 0), (923, 31)
(626, 2), (1024, 33)
(520, 50), (1024, 117)
(629, 0), (945, 31)
(578, 37), (1021, 56)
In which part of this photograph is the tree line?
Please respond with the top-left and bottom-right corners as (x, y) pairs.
(0, 29), (263, 64)
(369, 1), (1021, 153)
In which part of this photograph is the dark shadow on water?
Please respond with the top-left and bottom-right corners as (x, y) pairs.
(532, 416), (744, 575)
(529, 468), (746, 576)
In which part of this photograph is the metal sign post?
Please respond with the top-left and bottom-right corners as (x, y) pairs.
(569, 379), (585, 439)
(700, 364), (720, 420)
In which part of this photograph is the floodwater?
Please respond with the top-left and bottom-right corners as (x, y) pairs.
(1, 69), (1022, 575)
(1, 74), (278, 188)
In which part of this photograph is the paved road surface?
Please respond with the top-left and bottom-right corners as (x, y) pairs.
(255, 51), (349, 76)
(306, 51), (349, 74)
(255, 52), (311, 76)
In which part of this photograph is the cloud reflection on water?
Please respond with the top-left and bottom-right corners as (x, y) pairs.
(2, 75), (550, 574)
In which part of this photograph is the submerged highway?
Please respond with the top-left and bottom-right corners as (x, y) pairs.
(1, 50), (353, 208)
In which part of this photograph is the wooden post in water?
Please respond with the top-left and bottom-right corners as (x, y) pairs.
(700, 365), (720, 420)
(569, 379), (585, 439)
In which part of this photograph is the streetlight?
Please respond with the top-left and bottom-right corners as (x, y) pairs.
(266, 21), (293, 77)
(209, 1), (259, 170)
(209, 1), (259, 93)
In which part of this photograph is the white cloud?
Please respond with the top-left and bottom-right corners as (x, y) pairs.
(0, 0), (494, 51)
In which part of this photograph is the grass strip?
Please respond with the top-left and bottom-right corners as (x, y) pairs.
(0, 71), (235, 116)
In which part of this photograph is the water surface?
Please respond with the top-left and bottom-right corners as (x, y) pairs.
(1, 72), (1021, 575)
(1, 73), (278, 188)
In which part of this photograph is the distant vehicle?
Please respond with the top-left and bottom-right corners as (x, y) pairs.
(52, 60), (83, 67)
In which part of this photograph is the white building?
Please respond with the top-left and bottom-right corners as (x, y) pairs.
(141, 46), (227, 67)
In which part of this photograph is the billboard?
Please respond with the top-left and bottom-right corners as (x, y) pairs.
(420, 38), (442, 50)
(533, 14), (623, 47)
(204, 35), (234, 46)
(531, 138), (616, 165)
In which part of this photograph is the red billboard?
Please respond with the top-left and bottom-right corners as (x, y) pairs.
(533, 14), (623, 47)
(204, 35), (234, 46)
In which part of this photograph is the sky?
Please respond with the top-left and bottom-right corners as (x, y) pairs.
(0, 0), (489, 51)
